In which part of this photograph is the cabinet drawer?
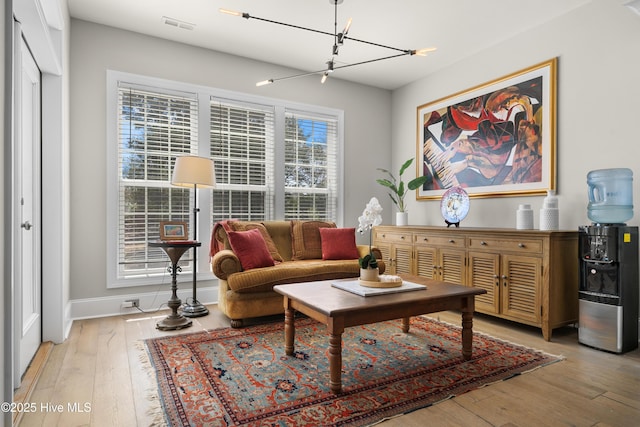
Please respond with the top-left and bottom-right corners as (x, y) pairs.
(375, 230), (411, 244)
(414, 233), (465, 248)
(468, 237), (542, 253)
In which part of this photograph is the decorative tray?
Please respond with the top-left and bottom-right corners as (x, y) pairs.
(359, 275), (403, 288)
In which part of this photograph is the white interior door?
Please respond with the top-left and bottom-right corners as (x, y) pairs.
(14, 34), (42, 387)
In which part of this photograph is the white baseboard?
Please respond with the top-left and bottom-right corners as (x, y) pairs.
(66, 290), (640, 343)
(64, 302), (73, 341)
(69, 285), (218, 320)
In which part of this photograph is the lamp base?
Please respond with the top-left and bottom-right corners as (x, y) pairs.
(181, 301), (210, 317)
(156, 316), (193, 331)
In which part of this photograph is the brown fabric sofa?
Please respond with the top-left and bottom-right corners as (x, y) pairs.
(211, 220), (385, 327)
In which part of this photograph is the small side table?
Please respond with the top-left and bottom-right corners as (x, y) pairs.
(149, 240), (201, 331)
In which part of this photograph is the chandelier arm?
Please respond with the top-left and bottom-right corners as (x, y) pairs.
(247, 15), (335, 38)
(332, 52), (412, 70)
(334, 1), (338, 42)
(224, 9), (415, 55)
(260, 52), (416, 86)
(252, 15), (412, 54)
(341, 36), (412, 54)
(270, 69), (327, 83)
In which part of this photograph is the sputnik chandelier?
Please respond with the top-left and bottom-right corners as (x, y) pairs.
(219, 0), (436, 86)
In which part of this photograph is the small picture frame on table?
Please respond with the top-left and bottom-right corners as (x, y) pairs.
(159, 221), (188, 241)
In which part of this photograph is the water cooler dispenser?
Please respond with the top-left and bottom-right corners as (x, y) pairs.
(578, 168), (639, 353)
(578, 225), (638, 353)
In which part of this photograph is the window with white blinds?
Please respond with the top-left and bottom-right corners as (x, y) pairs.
(284, 110), (338, 220)
(210, 98), (275, 221)
(107, 71), (343, 287)
(116, 83), (198, 279)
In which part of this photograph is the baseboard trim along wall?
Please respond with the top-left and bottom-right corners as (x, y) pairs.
(67, 286), (640, 344)
(69, 285), (218, 320)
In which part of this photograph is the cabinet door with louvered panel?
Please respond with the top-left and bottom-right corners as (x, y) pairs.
(374, 241), (412, 275)
(501, 255), (541, 324)
(415, 246), (436, 279)
(468, 252), (500, 313)
(393, 244), (413, 275)
(376, 242), (392, 272)
(439, 249), (466, 285)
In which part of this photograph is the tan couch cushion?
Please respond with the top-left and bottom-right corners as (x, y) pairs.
(227, 259), (361, 293)
(262, 221), (294, 261)
(290, 220), (336, 260)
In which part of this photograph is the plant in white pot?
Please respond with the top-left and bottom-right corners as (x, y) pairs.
(377, 158), (429, 225)
(357, 197), (383, 281)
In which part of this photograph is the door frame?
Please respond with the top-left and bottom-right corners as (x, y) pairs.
(4, 0), (67, 410)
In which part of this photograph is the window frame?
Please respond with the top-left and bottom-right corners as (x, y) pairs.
(106, 71), (344, 288)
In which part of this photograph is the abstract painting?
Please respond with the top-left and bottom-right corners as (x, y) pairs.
(417, 58), (557, 199)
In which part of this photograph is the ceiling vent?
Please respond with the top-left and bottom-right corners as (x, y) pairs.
(162, 16), (195, 31)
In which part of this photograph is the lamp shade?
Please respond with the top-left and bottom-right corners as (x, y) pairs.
(171, 155), (216, 188)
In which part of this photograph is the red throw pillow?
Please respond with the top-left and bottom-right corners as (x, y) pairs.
(230, 221), (284, 262)
(319, 227), (360, 260)
(227, 228), (275, 270)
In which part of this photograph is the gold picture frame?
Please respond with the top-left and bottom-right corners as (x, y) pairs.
(159, 221), (188, 241)
(417, 58), (557, 199)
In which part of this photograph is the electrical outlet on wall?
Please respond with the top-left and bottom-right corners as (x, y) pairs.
(122, 299), (139, 308)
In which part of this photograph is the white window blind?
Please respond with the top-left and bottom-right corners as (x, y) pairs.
(210, 98), (275, 221)
(284, 110), (338, 220)
(116, 83), (198, 279)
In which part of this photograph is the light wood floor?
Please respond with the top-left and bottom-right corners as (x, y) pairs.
(16, 306), (640, 427)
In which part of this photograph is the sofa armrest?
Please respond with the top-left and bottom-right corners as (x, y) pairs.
(212, 249), (242, 280)
(356, 245), (383, 260)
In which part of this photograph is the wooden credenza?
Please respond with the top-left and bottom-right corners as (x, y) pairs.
(373, 225), (579, 341)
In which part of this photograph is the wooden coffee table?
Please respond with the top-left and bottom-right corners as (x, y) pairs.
(273, 274), (486, 394)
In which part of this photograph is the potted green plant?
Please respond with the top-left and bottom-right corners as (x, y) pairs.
(357, 197), (383, 280)
(377, 157), (429, 225)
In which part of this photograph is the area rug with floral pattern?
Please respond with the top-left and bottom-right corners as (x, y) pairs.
(144, 316), (562, 426)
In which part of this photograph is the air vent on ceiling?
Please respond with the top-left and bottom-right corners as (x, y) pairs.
(162, 16), (195, 31)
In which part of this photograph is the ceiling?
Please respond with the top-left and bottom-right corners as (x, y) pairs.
(67, 0), (592, 90)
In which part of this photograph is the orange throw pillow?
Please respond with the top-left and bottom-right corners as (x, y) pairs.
(227, 228), (275, 270)
(319, 227), (360, 260)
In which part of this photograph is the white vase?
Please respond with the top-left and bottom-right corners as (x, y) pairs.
(539, 190), (559, 230)
(396, 211), (409, 226)
(516, 204), (534, 230)
(360, 267), (379, 282)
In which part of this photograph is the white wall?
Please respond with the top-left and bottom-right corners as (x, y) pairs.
(393, 0), (640, 230)
(69, 19), (391, 302)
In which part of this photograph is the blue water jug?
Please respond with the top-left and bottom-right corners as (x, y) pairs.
(587, 168), (633, 224)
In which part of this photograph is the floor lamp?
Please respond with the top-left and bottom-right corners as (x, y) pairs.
(171, 155), (215, 317)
